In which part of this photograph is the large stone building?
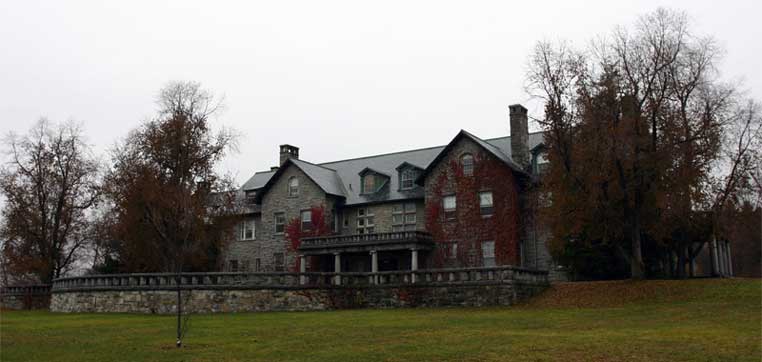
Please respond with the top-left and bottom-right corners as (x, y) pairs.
(224, 104), (563, 279)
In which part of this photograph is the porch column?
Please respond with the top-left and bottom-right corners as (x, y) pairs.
(334, 252), (342, 285)
(370, 250), (378, 284)
(411, 248), (419, 283)
(725, 242), (733, 277)
(299, 255), (306, 285)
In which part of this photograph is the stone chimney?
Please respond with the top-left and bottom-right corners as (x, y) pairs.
(509, 104), (529, 170)
(279, 144), (299, 165)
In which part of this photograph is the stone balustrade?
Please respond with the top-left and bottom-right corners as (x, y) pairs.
(51, 266), (548, 292)
(300, 231), (433, 248)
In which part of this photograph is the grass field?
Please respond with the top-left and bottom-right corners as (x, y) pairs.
(1, 279), (760, 362)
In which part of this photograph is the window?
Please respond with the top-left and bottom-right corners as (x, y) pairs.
(533, 151), (549, 174)
(443, 195), (456, 220)
(255, 258), (261, 272)
(449, 242), (458, 260)
(288, 177), (299, 197)
(400, 169), (417, 190)
(274, 253), (285, 271)
(331, 210), (338, 233)
(392, 203), (417, 232)
(461, 153), (474, 176)
(274, 212), (286, 234)
(479, 191), (494, 217)
(239, 219), (256, 240)
(228, 259), (239, 272)
(241, 260), (250, 272)
(356, 208), (375, 234)
(244, 190), (256, 204)
(482, 241), (495, 267)
(343, 212), (349, 228)
(362, 175), (376, 194)
(301, 210), (312, 232)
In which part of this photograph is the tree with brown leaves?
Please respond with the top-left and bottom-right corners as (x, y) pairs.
(0, 120), (100, 284)
(98, 81), (239, 274)
(527, 8), (760, 279)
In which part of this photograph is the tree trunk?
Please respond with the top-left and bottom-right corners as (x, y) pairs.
(630, 219), (645, 279)
(710, 235), (720, 277)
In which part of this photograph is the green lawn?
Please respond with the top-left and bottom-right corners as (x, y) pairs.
(1, 279), (760, 362)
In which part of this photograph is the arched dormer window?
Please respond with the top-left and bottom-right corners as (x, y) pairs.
(288, 176), (299, 197)
(461, 153), (474, 176)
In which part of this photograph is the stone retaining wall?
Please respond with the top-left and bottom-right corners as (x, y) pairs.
(50, 267), (549, 314)
(1, 285), (51, 310)
(50, 282), (546, 314)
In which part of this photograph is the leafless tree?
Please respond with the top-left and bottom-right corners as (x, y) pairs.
(0, 120), (100, 284)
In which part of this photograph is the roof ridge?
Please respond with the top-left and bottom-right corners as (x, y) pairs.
(291, 157), (338, 172)
(317, 143), (448, 166)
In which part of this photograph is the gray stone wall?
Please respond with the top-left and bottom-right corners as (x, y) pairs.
(255, 164), (335, 271)
(224, 214), (263, 271)
(340, 200), (425, 234)
(50, 282), (546, 314)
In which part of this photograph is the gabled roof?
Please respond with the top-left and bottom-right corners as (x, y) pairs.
(358, 167), (390, 178)
(395, 161), (424, 171)
(416, 130), (530, 185)
(253, 158), (346, 203)
(243, 131), (545, 205)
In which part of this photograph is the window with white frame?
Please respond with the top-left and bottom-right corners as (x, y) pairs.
(392, 203), (417, 231)
(274, 212), (286, 234)
(300, 209), (312, 231)
(288, 177), (299, 197)
(479, 191), (494, 217)
(482, 240), (496, 267)
(356, 208), (375, 234)
(449, 242), (458, 260)
(239, 218), (256, 240)
(400, 169), (417, 190)
(461, 153), (474, 176)
(443, 195), (456, 220)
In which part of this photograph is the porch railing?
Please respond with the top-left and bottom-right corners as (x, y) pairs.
(51, 266), (548, 292)
(300, 231), (433, 248)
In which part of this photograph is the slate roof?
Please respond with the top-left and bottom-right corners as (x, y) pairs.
(253, 158), (347, 203)
(243, 131), (545, 206)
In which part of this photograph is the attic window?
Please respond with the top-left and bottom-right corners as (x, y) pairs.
(400, 169), (418, 190)
(362, 174), (376, 194)
(461, 154), (474, 176)
(288, 177), (299, 197)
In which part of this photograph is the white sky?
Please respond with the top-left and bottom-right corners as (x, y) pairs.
(1, 0), (760, 186)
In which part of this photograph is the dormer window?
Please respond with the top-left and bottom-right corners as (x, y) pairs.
(400, 169), (417, 190)
(288, 177), (299, 197)
(461, 153), (474, 176)
(362, 174), (375, 194)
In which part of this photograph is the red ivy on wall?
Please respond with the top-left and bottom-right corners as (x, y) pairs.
(285, 205), (332, 272)
(425, 153), (522, 268)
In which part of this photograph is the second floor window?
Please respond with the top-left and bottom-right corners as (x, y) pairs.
(240, 219), (256, 240)
(443, 195), (456, 220)
(274, 212), (285, 234)
(301, 209), (312, 231)
(288, 177), (299, 197)
(479, 191), (494, 217)
(392, 203), (417, 231)
(356, 208), (375, 234)
(461, 153), (474, 176)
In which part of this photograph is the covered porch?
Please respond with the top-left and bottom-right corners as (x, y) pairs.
(298, 231), (434, 284)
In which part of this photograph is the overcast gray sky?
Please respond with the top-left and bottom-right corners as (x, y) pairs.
(1, 0), (759, 186)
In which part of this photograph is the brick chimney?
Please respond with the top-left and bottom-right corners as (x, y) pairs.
(509, 104), (529, 170)
(279, 144), (299, 165)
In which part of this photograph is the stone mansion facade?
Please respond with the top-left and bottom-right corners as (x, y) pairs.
(224, 104), (560, 278)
